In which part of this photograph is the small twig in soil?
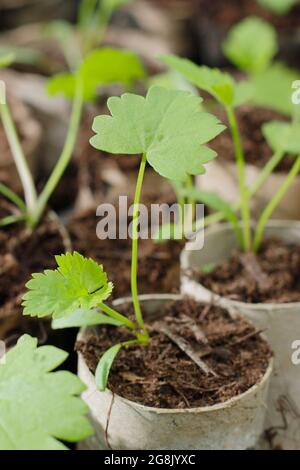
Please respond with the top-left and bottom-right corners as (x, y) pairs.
(169, 382), (190, 407)
(179, 313), (209, 344)
(229, 328), (265, 347)
(158, 325), (218, 377)
(240, 252), (271, 292)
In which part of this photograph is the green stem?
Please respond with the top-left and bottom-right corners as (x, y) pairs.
(98, 302), (137, 330)
(254, 154), (300, 252)
(131, 153), (148, 337)
(32, 78), (83, 228)
(0, 100), (37, 215)
(203, 149), (284, 228)
(0, 214), (26, 227)
(0, 182), (27, 213)
(186, 174), (195, 223)
(226, 106), (251, 251)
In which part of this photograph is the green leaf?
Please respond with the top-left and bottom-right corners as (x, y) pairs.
(95, 344), (122, 391)
(0, 334), (93, 450)
(257, 0), (299, 15)
(52, 308), (123, 329)
(0, 47), (40, 66)
(91, 86), (225, 181)
(250, 62), (298, 116)
(184, 187), (239, 227)
(47, 47), (145, 101)
(223, 17), (278, 73)
(233, 80), (254, 107)
(262, 121), (300, 154)
(201, 262), (216, 274)
(22, 251), (113, 319)
(148, 71), (199, 95)
(0, 52), (15, 69)
(160, 55), (236, 107)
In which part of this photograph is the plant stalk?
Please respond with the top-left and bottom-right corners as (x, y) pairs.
(98, 302), (137, 330)
(0, 100), (37, 216)
(253, 154), (300, 252)
(31, 78), (83, 228)
(226, 106), (251, 251)
(131, 153), (148, 339)
(203, 149), (284, 228)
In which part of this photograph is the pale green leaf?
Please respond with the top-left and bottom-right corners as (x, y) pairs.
(0, 335), (93, 450)
(91, 86), (225, 181)
(262, 121), (300, 154)
(257, 0), (299, 14)
(47, 47), (145, 101)
(95, 344), (122, 391)
(52, 308), (123, 329)
(160, 54), (236, 107)
(223, 17), (278, 73)
(0, 52), (15, 69)
(233, 80), (254, 107)
(250, 62), (298, 116)
(22, 251), (113, 319)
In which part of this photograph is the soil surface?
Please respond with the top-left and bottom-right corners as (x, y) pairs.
(67, 207), (182, 299)
(193, 237), (300, 303)
(211, 106), (292, 172)
(76, 297), (272, 408)
(0, 200), (67, 339)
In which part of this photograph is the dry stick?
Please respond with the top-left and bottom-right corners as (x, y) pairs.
(179, 313), (209, 345)
(229, 329), (265, 347)
(158, 325), (218, 377)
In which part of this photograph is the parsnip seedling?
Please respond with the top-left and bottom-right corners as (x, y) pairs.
(0, 46), (144, 229)
(161, 55), (300, 253)
(23, 86), (224, 389)
(0, 334), (92, 450)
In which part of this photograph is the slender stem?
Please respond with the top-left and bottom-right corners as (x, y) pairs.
(226, 106), (251, 251)
(31, 78), (83, 227)
(0, 101), (37, 215)
(186, 174), (195, 222)
(98, 302), (137, 330)
(131, 153), (148, 336)
(0, 182), (27, 213)
(0, 214), (26, 227)
(203, 149), (285, 228)
(254, 154), (300, 252)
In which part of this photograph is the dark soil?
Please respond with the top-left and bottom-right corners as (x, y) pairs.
(195, 0), (300, 31)
(193, 237), (300, 303)
(67, 207), (182, 299)
(211, 106), (292, 172)
(76, 297), (272, 408)
(0, 200), (67, 337)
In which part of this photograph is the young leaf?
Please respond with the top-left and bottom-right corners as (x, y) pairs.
(223, 17), (278, 73)
(160, 55), (253, 108)
(250, 62), (298, 116)
(0, 52), (15, 69)
(257, 0), (299, 15)
(47, 47), (145, 101)
(160, 55), (237, 107)
(95, 344), (122, 391)
(262, 121), (300, 155)
(52, 308), (123, 329)
(22, 251), (113, 319)
(91, 86), (225, 181)
(0, 335), (92, 450)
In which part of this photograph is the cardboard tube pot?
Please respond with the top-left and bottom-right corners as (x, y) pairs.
(181, 221), (300, 449)
(77, 294), (272, 450)
(197, 159), (300, 220)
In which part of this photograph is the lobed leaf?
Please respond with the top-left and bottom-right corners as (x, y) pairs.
(91, 86), (225, 181)
(262, 121), (300, 154)
(22, 251), (113, 319)
(0, 335), (93, 450)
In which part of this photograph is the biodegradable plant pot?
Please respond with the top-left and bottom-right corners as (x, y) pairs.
(181, 221), (300, 449)
(0, 91), (42, 195)
(77, 294), (272, 450)
(196, 157), (300, 220)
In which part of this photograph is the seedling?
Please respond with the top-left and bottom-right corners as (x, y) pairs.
(23, 86), (224, 389)
(0, 46), (144, 229)
(0, 334), (92, 450)
(223, 16), (298, 116)
(160, 55), (300, 252)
